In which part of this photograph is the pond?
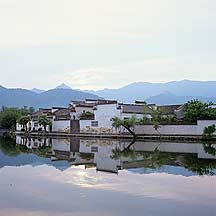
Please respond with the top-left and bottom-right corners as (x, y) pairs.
(0, 136), (216, 216)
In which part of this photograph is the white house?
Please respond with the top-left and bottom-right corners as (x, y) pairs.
(80, 100), (121, 133)
(80, 100), (154, 133)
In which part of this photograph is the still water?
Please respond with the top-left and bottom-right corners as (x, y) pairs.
(0, 136), (216, 216)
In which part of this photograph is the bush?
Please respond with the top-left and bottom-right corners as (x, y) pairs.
(203, 124), (216, 140)
(79, 111), (94, 120)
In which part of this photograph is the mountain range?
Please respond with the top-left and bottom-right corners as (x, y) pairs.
(88, 80), (216, 104)
(0, 80), (216, 108)
(0, 84), (101, 109)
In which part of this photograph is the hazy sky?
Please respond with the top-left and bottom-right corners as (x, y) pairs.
(0, 0), (215, 90)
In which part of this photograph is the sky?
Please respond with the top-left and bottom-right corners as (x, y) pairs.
(0, 0), (215, 90)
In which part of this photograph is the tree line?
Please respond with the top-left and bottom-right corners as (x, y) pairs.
(0, 106), (51, 132)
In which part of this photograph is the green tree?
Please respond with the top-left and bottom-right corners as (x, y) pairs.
(184, 100), (216, 123)
(79, 111), (94, 120)
(38, 115), (52, 132)
(0, 106), (35, 130)
(151, 109), (164, 141)
(202, 124), (216, 140)
(112, 116), (138, 149)
(112, 116), (137, 138)
(202, 142), (216, 156)
(18, 115), (31, 131)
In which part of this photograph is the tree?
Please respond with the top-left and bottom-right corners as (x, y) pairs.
(151, 109), (163, 138)
(0, 106), (35, 130)
(18, 115), (31, 131)
(38, 115), (52, 132)
(202, 142), (216, 156)
(112, 116), (138, 149)
(184, 100), (216, 123)
(202, 124), (216, 140)
(79, 111), (94, 120)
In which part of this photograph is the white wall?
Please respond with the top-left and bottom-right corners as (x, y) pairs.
(94, 103), (120, 128)
(79, 103), (121, 134)
(197, 120), (216, 135)
(52, 120), (70, 132)
(134, 125), (198, 135)
(52, 138), (71, 152)
(134, 120), (216, 135)
(75, 106), (94, 119)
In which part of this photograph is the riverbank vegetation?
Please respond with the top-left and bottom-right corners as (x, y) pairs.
(0, 107), (34, 130)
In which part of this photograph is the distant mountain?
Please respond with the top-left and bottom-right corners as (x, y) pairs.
(146, 92), (216, 105)
(31, 88), (45, 94)
(55, 83), (72, 90)
(89, 80), (216, 103)
(0, 87), (101, 109)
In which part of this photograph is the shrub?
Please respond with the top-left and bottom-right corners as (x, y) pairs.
(203, 124), (216, 140)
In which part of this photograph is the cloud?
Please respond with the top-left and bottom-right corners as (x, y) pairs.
(0, 0), (215, 89)
(62, 54), (216, 90)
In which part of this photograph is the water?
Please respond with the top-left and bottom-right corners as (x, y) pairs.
(0, 136), (216, 216)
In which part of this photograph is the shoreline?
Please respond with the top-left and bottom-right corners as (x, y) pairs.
(15, 131), (216, 142)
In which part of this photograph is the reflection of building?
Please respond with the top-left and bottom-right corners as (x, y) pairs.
(15, 136), (216, 175)
(131, 142), (216, 160)
(16, 136), (51, 149)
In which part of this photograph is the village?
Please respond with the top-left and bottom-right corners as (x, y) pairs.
(16, 99), (216, 137)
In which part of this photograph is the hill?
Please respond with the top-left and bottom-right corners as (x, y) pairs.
(146, 92), (216, 105)
(89, 80), (216, 104)
(0, 86), (101, 109)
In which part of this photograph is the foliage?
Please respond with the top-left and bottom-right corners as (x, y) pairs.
(0, 107), (34, 129)
(151, 109), (164, 134)
(202, 124), (216, 140)
(202, 142), (216, 156)
(38, 115), (52, 132)
(0, 137), (30, 156)
(18, 115), (31, 131)
(184, 156), (216, 176)
(111, 145), (216, 176)
(138, 116), (151, 125)
(184, 100), (216, 123)
(111, 147), (143, 160)
(111, 116), (138, 143)
(112, 115), (137, 130)
(79, 111), (94, 120)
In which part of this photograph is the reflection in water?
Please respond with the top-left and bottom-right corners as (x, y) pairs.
(0, 136), (216, 216)
(0, 136), (215, 175)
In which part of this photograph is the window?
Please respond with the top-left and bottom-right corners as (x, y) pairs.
(34, 123), (38, 127)
(91, 146), (98, 152)
(91, 121), (98, 127)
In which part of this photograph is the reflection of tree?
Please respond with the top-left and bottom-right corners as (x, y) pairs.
(202, 142), (216, 156)
(0, 137), (30, 156)
(79, 153), (94, 161)
(0, 137), (51, 158)
(112, 146), (172, 168)
(184, 157), (216, 176)
(111, 145), (216, 176)
(111, 147), (143, 160)
(35, 144), (52, 157)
